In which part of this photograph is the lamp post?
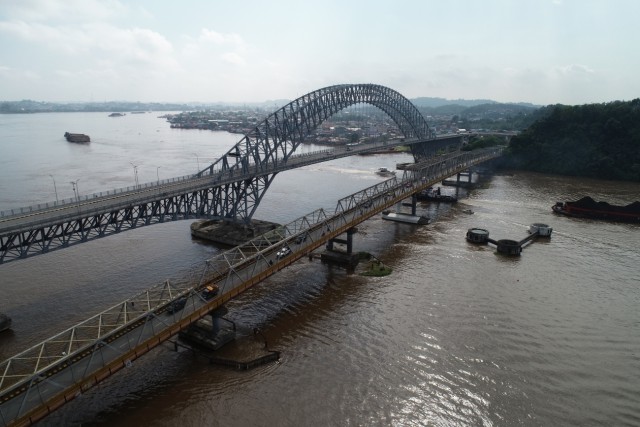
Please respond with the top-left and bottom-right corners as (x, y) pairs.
(193, 153), (200, 173)
(70, 178), (80, 204)
(49, 174), (59, 203)
(156, 166), (161, 185)
(129, 162), (139, 188)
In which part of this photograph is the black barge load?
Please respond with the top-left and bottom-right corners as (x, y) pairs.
(553, 196), (640, 223)
(64, 132), (90, 143)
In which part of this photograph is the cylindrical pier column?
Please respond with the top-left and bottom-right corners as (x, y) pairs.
(496, 239), (522, 255)
(466, 228), (490, 244)
(529, 223), (553, 237)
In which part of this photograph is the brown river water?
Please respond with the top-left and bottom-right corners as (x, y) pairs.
(0, 113), (639, 426)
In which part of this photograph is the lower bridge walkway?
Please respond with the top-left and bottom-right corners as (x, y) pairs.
(0, 147), (502, 427)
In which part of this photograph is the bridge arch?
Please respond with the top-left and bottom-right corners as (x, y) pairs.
(202, 83), (434, 222)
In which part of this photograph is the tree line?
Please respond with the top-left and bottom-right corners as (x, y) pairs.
(502, 99), (640, 182)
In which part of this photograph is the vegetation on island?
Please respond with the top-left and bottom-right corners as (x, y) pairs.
(502, 99), (640, 182)
(358, 252), (392, 277)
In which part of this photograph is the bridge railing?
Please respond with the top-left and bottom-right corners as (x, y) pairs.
(1, 135), (461, 221)
(0, 146), (363, 220)
(0, 147), (502, 426)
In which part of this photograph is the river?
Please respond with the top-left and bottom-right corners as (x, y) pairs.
(0, 112), (639, 426)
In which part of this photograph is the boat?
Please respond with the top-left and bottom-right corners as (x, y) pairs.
(64, 132), (90, 143)
(108, 112), (125, 117)
(382, 211), (430, 225)
(416, 187), (457, 203)
(0, 313), (11, 332)
(375, 167), (396, 177)
(552, 196), (640, 223)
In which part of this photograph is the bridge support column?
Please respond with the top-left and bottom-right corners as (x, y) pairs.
(456, 170), (472, 184)
(326, 227), (357, 254)
(208, 306), (229, 338)
(410, 195), (417, 216)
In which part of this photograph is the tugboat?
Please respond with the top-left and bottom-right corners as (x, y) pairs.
(375, 167), (396, 177)
(553, 196), (640, 223)
(381, 211), (430, 225)
(0, 312), (11, 333)
(416, 187), (457, 203)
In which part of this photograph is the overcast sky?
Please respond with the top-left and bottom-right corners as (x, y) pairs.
(1, 0), (638, 105)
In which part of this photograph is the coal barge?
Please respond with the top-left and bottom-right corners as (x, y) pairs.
(552, 196), (640, 223)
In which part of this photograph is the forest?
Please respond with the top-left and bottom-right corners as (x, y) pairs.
(502, 99), (640, 182)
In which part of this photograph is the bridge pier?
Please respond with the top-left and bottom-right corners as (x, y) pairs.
(441, 169), (474, 188)
(178, 306), (236, 350)
(326, 227), (357, 254)
(322, 227), (360, 269)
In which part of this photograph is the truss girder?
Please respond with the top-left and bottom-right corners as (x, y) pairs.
(0, 149), (504, 426)
(410, 136), (464, 162)
(0, 85), (452, 264)
(200, 84), (434, 221)
(0, 174), (283, 263)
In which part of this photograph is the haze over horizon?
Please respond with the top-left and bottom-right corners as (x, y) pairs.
(1, 0), (638, 106)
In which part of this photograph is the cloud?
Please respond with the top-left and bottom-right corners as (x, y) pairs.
(1, 0), (127, 22)
(221, 52), (246, 66)
(0, 19), (177, 69)
(182, 28), (248, 60)
(199, 29), (246, 49)
(555, 64), (595, 77)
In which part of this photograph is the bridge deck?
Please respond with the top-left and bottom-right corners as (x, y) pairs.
(0, 147), (502, 426)
(0, 136), (464, 264)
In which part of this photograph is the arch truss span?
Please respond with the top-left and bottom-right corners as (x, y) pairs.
(200, 84), (435, 223)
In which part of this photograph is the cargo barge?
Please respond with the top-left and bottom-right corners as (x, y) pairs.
(552, 196), (640, 223)
(64, 132), (90, 143)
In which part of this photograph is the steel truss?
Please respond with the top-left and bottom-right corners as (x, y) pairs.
(0, 148), (503, 426)
(0, 84), (445, 264)
(200, 83), (435, 220)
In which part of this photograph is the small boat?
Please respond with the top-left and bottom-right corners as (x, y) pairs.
(375, 167), (396, 177)
(416, 187), (457, 203)
(552, 197), (640, 223)
(64, 132), (90, 143)
(382, 211), (430, 225)
(108, 112), (125, 117)
(0, 312), (12, 332)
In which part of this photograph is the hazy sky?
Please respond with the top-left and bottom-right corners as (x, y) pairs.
(1, 0), (638, 105)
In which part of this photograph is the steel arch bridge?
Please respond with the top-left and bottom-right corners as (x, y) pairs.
(196, 83), (435, 222)
(1, 84), (463, 264)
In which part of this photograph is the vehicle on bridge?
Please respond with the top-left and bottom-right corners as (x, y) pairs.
(276, 245), (292, 259)
(201, 284), (220, 300)
(167, 297), (187, 314)
(295, 232), (309, 244)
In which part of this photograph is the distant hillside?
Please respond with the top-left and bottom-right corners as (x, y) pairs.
(503, 99), (640, 181)
(411, 97), (497, 108)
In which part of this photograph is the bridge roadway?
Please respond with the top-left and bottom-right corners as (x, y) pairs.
(0, 135), (462, 264)
(0, 148), (502, 426)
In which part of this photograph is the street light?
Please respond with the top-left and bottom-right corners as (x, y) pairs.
(193, 153), (200, 172)
(49, 174), (59, 203)
(156, 166), (161, 185)
(70, 179), (80, 202)
(129, 162), (139, 189)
